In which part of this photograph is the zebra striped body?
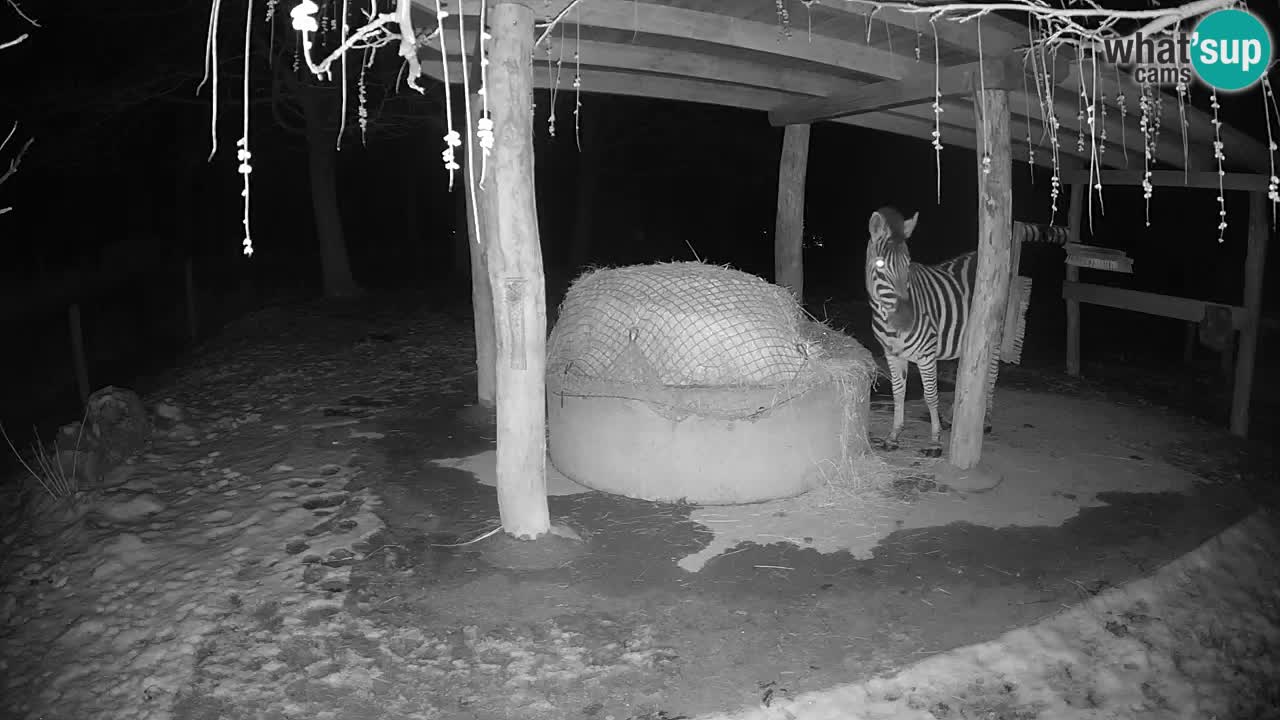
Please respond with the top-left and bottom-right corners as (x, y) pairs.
(864, 207), (1066, 451)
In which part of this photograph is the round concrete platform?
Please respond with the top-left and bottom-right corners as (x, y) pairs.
(547, 375), (862, 505)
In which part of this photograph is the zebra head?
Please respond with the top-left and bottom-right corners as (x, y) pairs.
(865, 207), (919, 334)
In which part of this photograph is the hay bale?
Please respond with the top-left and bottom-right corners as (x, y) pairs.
(548, 262), (811, 387)
(547, 262), (877, 504)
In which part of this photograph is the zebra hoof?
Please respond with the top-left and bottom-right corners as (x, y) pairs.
(871, 436), (900, 452)
(920, 446), (942, 458)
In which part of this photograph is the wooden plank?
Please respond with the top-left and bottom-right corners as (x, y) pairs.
(1091, 70), (1271, 172)
(1063, 281), (1248, 327)
(815, 2), (1216, 172)
(484, 0), (551, 539)
(769, 54), (1029, 126)
(463, 91), (497, 408)
(444, 0), (920, 81)
(428, 28), (868, 100)
(1231, 191), (1270, 438)
(809, 0), (1026, 57)
(949, 88), (1012, 471)
(1061, 168), (1271, 191)
(1064, 183), (1085, 376)
(418, 57), (997, 159)
(423, 37), (1079, 170)
(774, 123), (809, 301)
(1009, 88), (1205, 171)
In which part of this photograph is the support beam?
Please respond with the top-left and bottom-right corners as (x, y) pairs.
(463, 27), (497, 409)
(949, 88), (1012, 471)
(463, 97), (498, 409)
(419, 58), (1034, 166)
(769, 54), (1065, 127)
(485, 0), (551, 539)
(774, 124), (810, 300)
(809, 0), (1025, 57)
(444, 0), (918, 81)
(1061, 168), (1271, 192)
(1064, 182), (1085, 376)
(1063, 281), (1247, 326)
(1231, 191), (1270, 438)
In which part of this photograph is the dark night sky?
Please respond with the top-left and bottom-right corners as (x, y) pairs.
(1, 0), (1276, 308)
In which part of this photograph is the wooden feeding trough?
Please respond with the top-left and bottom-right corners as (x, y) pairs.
(1060, 171), (1272, 438)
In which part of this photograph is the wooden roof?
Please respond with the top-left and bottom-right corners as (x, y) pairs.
(416, 0), (1271, 176)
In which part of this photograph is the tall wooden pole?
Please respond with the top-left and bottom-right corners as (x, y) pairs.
(461, 6), (497, 409)
(1064, 182), (1085, 376)
(485, 0), (551, 539)
(949, 89), (1012, 470)
(1230, 190), (1270, 438)
(464, 119), (498, 408)
(774, 123), (810, 300)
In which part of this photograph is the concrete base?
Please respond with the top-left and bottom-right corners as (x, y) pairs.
(547, 377), (862, 505)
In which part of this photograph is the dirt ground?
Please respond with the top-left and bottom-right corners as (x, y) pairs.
(1, 293), (1276, 720)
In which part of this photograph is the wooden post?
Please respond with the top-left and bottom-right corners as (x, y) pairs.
(464, 103), (498, 409)
(184, 257), (199, 343)
(1182, 321), (1196, 364)
(773, 123), (810, 300)
(949, 89), (1012, 470)
(1230, 190), (1270, 437)
(1064, 182), (1085, 376)
(484, 0), (551, 539)
(68, 303), (90, 404)
(463, 19), (497, 409)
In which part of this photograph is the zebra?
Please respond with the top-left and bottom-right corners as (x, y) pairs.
(864, 206), (1067, 454)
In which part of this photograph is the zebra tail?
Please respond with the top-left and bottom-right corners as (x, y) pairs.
(1013, 221), (1070, 246)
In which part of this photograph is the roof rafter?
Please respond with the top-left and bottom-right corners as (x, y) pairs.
(414, 0), (1267, 173)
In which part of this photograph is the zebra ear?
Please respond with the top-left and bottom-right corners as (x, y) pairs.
(903, 212), (919, 239)
(868, 210), (889, 238)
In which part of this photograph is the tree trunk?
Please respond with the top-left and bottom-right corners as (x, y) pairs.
(302, 100), (362, 299)
(773, 123), (809, 301)
(463, 92), (498, 409)
(1064, 182), (1085, 376)
(949, 89), (1012, 470)
(484, 0), (550, 539)
(1230, 190), (1270, 438)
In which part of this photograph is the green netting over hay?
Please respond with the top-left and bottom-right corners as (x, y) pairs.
(546, 262), (878, 502)
(547, 261), (876, 423)
(547, 262), (811, 388)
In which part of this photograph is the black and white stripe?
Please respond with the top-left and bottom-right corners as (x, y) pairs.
(864, 207), (1065, 451)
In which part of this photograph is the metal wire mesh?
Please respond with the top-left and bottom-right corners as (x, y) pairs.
(547, 262), (812, 388)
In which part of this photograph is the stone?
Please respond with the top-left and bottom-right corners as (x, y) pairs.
(86, 386), (152, 465)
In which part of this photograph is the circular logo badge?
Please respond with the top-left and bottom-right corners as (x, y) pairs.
(1191, 9), (1273, 92)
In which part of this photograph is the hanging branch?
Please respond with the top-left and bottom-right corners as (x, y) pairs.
(1210, 89), (1227, 243)
(929, 17), (943, 203)
(197, 0), (1275, 259)
(1264, 73), (1279, 223)
(2, 0), (38, 215)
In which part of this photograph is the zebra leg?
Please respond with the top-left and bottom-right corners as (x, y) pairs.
(884, 355), (909, 450)
(917, 354), (944, 456)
